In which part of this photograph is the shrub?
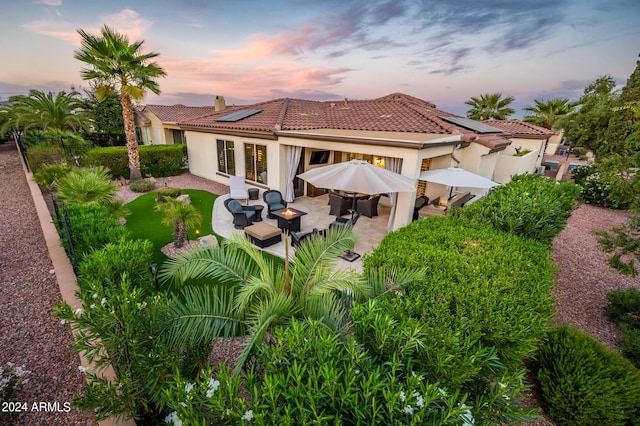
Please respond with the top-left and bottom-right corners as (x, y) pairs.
(605, 288), (640, 367)
(55, 276), (179, 423)
(456, 173), (580, 244)
(155, 187), (181, 202)
(537, 326), (640, 425)
(32, 163), (72, 190)
(62, 204), (129, 262)
(25, 144), (66, 173)
(129, 179), (155, 193)
(77, 239), (155, 296)
(162, 319), (495, 425)
(140, 145), (187, 177)
(54, 166), (118, 206)
(358, 216), (555, 423)
(81, 146), (129, 178)
(0, 362), (30, 421)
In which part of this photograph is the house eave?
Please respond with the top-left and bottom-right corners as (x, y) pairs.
(179, 125), (278, 140)
(276, 131), (464, 150)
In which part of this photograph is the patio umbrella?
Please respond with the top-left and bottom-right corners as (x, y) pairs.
(418, 167), (498, 191)
(297, 159), (416, 220)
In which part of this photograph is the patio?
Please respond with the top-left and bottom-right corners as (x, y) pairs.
(212, 193), (392, 272)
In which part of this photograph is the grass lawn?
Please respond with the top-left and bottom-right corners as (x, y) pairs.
(125, 189), (217, 266)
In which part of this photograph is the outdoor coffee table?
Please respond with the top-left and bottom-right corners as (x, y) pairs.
(272, 207), (307, 233)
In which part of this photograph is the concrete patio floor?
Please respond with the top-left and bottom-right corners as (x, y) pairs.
(212, 193), (391, 272)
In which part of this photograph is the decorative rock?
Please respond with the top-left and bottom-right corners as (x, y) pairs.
(199, 234), (219, 248)
(176, 194), (191, 204)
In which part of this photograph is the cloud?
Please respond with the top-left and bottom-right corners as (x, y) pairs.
(21, 8), (151, 45)
(36, 0), (62, 5)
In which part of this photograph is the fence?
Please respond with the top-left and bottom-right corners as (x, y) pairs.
(51, 196), (78, 274)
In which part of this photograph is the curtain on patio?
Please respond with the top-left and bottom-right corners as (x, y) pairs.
(285, 145), (302, 202)
(384, 157), (402, 232)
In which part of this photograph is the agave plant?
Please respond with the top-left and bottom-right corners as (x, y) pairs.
(159, 227), (423, 374)
(154, 197), (202, 248)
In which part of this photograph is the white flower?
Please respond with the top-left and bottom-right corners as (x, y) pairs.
(498, 382), (507, 389)
(206, 378), (220, 398)
(90, 304), (96, 309)
(92, 293), (98, 299)
(399, 391), (405, 402)
(459, 404), (475, 426)
(101, 297), (107, 305)
(413, 391), (425, 408)
(164, 411), (183, 426)
(354, 369), (360, 374)
(60, 319), (66, 325)
(74, 308), (83, 316)
(403, 405), (414, 415)
(242, 409), (254, 421)
(185, 382), (195, 393)
(411, 370), (416, 377)
(78, 366), (87, 373)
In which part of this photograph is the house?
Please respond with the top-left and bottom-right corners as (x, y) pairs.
(480, 120), (556, 183)
(135, 102), (218, 145)
(136, 93), (518, 230)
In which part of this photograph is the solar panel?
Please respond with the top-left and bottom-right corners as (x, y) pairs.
(439, 116), (504, 133)
(216, 109), (262, 122)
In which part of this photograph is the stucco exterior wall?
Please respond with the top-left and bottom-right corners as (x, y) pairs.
(493, 150), (539, 184)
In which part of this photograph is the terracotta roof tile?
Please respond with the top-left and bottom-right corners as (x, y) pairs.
(481, 120), (554, 137)
(143, 104), (216, 123)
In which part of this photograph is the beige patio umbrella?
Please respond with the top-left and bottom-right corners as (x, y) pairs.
(297, 159), (416, 220)
(419, 167), (498, 198)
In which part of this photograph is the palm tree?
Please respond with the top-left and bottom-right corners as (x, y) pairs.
(159, 228), (422, 374)
(0, 89), (92, 137)
(465, 92), (516, 120)
(154, 198), (202, 248)
(54, 166), (118, 206)
(74, 25), (166, 181)
(523, 98), (575, 130)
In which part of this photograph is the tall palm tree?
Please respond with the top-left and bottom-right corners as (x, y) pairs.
(154, 198), (202, 248)
(159, 228), (422, 374)
(465, 92), (516, 120)
(523, 98), (575, 130)
(0, 89), (92, 136)
(74, 25), (166, 181)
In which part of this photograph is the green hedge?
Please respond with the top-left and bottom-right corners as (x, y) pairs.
(537, 326), (640, 425)
(606, 288), (640, 367)
(63, 204), (129, 262)
(357, 216), (555, 423)
(26, 144), (67, 173)
(82, 145), (187, 179)
(456, 174), (580, 244)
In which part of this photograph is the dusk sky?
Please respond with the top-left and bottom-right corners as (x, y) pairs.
(1, 0), (639, 117)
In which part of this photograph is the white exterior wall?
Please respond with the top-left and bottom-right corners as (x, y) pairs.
(493, 150), (539, 184)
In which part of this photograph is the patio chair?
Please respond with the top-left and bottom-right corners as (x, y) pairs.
(412, 196), (429, 221)
(263, 190), (287, 218)
(329, 213), (361, 229)
(229, 176), (249, 204)
(291, 228), (320, 247)
(328, 192), (351, 217)
(224, 198), (257, 229)
(356, 195), (380, 218)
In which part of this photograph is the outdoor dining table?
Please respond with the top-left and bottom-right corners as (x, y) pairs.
(272, 207), (307, 233)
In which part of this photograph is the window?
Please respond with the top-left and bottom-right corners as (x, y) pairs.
(216, 139), (236, 175)
(244, 143), (267, 183)
(172, 129), (186, 144)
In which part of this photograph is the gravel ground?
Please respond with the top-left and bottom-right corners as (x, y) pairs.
(3, 144), (638, 425)
(0, 143), (95, 426)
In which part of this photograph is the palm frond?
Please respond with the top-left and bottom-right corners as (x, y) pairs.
(302, 293), (349, 333)
(167, 285), (245, 349)
(364, 266), (428, 298)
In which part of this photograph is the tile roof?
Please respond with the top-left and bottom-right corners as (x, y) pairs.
(143, 104), (216, 123)
(173, 92), (512, 151)
(481, 120), (554, 138)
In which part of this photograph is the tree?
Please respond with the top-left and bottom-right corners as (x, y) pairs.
(465, 92), (516, 120)
(75, 25), (166, 181)
(523, 98), (575, 130)
(0, 89), (92, 138)
(154, 198), (202, 248)
(560, 75), (618, 155)
(606, 56), (640, 156)
(159, 228), (422, 374)
(83, 87), (125, 136)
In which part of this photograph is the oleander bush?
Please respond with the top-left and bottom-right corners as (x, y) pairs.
(358, 216), (555, 424)
(605, 287), (640, 367)
(162, 319), (482, 426)
(77, 239), (155, 296)
(62, 204), (129, 262)
(155, 187), (181, 202)
(537, 326), (640, 425)
(456, 173), (580, 244)
(129, 179), (155, 193)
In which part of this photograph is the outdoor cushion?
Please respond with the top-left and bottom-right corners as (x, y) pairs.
(226, 199), (243, 213)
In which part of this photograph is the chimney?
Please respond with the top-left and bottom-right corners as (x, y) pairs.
(214, 95), (226, 111)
